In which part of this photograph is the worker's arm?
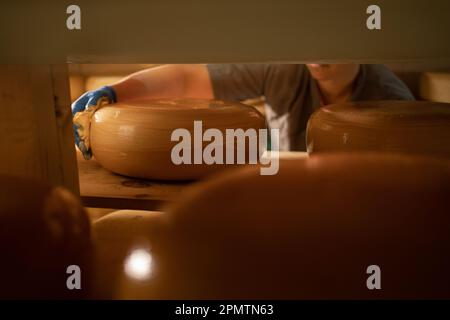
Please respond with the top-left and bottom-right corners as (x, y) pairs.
(111, 64), (214, 101)
(71, 64), (214, 157)
(71, 64), (213, 119)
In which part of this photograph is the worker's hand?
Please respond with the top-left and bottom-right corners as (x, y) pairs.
(71, 86), (117, 158)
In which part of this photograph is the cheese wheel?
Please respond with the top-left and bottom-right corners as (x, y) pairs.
(0, 175), (92, 299)
(420, 72), (450, 103)
(306, 100), (450, 158)
(114, 154), (450, 299)
(92, 210), (163, 299)
(89, 99), (266, 180)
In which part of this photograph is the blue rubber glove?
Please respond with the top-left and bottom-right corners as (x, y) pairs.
(71, 86), (117, 158)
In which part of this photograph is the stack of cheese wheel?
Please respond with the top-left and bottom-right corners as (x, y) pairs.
(306, 100), (450, 158)
(89, 99), (266, 180)
(111, 154), (450, 299)
(0, 175), (92, 299)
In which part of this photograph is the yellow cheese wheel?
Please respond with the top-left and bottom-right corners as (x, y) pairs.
(0, 175), (92, 299)
(113, 154), (450, 299)
(92, 210), (163, 299)
(89, 99), (266, 180)
(306, 100), (450, 158)
(420, 72), (450, 103)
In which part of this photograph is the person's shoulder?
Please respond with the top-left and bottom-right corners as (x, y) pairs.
(363, 64), (402, 85)
(359, 64), (415, 100)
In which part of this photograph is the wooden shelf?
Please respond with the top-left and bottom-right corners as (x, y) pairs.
(77, 150), (190, 210)
(77, 149), (308, 210)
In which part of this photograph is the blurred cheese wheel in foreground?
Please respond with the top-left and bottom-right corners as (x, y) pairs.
(0, 175), (92, 299)
(118, 154), (450, 299)
(306, 101), (450, 158)
(90, 99), (266, 180)
(92, 210), (163, 299)
(420, 72), (450, 103)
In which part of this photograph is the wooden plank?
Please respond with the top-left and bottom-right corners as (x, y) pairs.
(50, 64), (80, 194)
(0, 65), (79, 194)
(77, 150), (188, 210)
(81, 196), (168, 211)
(2, 1), (450, 63)
(77, 150), (308, 210)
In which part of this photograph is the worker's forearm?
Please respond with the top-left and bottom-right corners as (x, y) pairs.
(110, 64), (214, 102)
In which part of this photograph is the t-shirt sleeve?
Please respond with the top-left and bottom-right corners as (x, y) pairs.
(207, 64), (308, 114)
(206, 64), (266, 101)
(355, 65), (415, 101)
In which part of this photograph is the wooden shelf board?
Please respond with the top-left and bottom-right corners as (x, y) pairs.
(77, 150), (190, 210)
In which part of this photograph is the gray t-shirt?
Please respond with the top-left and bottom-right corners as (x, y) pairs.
(207, 64), (415, 151)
